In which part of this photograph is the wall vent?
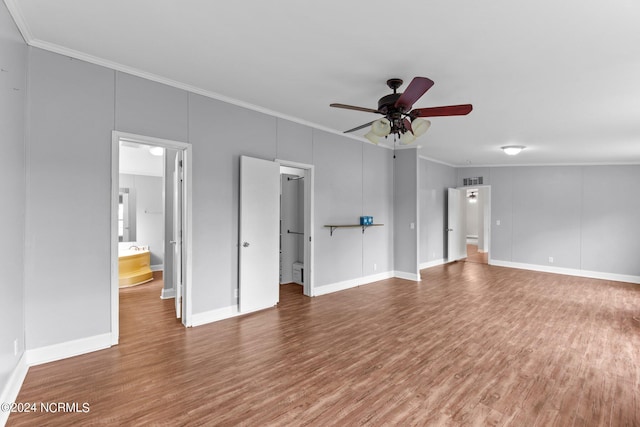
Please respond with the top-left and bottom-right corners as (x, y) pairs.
(463, 177), (483, 186)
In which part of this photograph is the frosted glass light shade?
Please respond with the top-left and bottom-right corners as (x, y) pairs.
(371, 118), (391, 137)
(501, 145), (525, 155)
(400, 132), (416, 145)
(364, 131), (380, 145)
(411, 119), (431, 137)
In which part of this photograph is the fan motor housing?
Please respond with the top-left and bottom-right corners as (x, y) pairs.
(378, 93), (402, 114)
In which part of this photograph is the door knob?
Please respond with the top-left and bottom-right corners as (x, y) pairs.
(242, 242), (250, 247)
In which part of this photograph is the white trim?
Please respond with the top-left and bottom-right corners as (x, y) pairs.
(313, 271), (395, 296)
(420, 258), (446, 270)
(160, 288), (176, 299)
(111, 134), (119, 345)
(3, 0), (34, 42)
(489, 259), (640, 284)
(190, 305), (241, 327)
(457, 161), (640, 168)
(150, 264), (163, 272)
(25, 333), (112, 366)
(0, 354), (29, 426)
(418, 155), (457, 168)
(393, 271), (421, 282)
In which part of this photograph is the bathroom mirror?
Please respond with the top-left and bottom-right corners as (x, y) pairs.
(118, 188), (136, 242)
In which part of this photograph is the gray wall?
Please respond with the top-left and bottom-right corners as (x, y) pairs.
(23, 42), (395, 349)
(313, 131), (363, 286)
(394, 149), (419, 277)
(0, 1), (27, 391)
(362, 144), (394, 277)
(460, 166), (640, 276)
(419, 158), (457, 264)
(25, 48), (114, 349)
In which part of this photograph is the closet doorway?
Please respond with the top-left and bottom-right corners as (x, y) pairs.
(277, 160), (314, 297)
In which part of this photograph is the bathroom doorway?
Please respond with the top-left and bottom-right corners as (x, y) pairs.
(111, 131), (192, 344)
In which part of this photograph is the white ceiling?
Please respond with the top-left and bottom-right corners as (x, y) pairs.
(6, 0), (640, 166)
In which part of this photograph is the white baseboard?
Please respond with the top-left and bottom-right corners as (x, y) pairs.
(489, 259), (640, 284)
(150, 264), (163, 272)
(0, 353), (28, 426)
(420, 258), (446, 270)
(160, 287), (175, 299)
(393, 271), (421, 282)
(25, 333), (112, 366)
(313, 271), (397, 296)
(190, 305), (241, 327)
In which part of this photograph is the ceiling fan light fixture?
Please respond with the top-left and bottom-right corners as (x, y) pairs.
(411, 118), (431, 137)
(399, 132), (416, 145)
(371, 118), (391, 137)
(364, 131), (380, 145)
(501, 145), (525, 156)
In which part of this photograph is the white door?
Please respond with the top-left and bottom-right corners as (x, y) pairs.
(447, 188), (467, 262)
(173, 151), (183, 318)
(239, 156), (280, 313)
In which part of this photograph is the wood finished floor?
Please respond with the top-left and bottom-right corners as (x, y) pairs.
(465, 244), (488, 265)
(9, 264), (640, 426)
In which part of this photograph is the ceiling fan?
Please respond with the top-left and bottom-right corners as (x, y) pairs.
(330, 77), (472, 145)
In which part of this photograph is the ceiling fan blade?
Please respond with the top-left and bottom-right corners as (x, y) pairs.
(344, 120), (376, 133)
(411, 104), (473, 118)
(330, 103), (381, 114)
(395, 77), (434, 111)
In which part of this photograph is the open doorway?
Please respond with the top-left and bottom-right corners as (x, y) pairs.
(447, 186), (491, 264)
(277, 160), (314, 297)
(464, 188), (489, 264)
(238, 157), (314, 315)
(280, 166), (305, 298)
(111, 131), (192, 345)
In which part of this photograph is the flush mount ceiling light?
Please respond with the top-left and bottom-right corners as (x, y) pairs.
(468, 191), (477, 203)
(501, 145), (526, 156)
(149, 146), (164, 156)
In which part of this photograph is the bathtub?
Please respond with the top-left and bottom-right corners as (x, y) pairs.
(119, 245), (153, 287)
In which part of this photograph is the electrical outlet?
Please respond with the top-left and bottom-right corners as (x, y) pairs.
(548, 256), (554, 263)
(14, 339), (18, 356)
(496, 219), (501, 226)
(410, 222), (415, 230)
(373, 263), (377, 271)
(234, 289), (238, 298)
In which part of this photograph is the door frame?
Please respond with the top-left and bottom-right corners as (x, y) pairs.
(275, 159), (314, 297)
(110, 131), (193, 344)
